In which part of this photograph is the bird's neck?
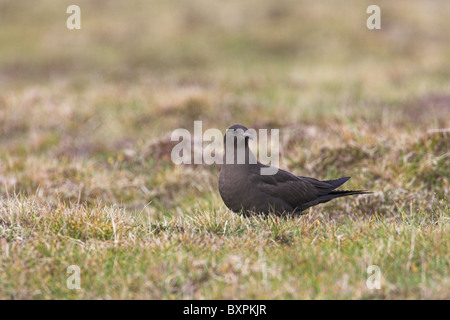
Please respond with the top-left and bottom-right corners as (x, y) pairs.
(223, 146), (258, 166)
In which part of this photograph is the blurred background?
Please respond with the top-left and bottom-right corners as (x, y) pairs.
(0, 0), (449, 212)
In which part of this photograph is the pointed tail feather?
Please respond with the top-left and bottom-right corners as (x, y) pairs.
(322, 189), (372, 201)
(298, 189), (372, 212)
(324, 176), (351, 189)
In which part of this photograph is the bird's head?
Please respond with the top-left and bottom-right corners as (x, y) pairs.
(223, 124), (255, 165)
(224, 124), (253, 145)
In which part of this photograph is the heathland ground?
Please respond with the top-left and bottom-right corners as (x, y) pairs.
(0, 1), (449, 299)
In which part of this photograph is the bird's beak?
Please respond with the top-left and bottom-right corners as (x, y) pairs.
(244, 132), (253, 140)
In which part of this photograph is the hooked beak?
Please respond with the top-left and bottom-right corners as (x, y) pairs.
(244, 132), (253, 140)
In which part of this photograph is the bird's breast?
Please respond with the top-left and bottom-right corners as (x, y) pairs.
(218, 165), (254, 212)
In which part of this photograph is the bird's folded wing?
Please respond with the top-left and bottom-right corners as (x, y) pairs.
(250, 168), (335, 206)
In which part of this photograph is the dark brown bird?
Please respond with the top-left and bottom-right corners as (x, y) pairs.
(218, 124), (371, 215)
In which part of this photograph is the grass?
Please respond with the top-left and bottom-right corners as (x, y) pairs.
(1, 195), (448, 299)
(0, 0), (449, 299)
